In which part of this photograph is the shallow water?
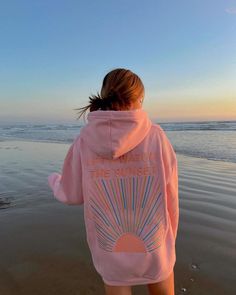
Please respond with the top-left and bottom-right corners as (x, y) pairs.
(0, 140), (236, 294)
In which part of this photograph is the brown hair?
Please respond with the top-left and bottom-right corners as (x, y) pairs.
(75, 68), (145, 120)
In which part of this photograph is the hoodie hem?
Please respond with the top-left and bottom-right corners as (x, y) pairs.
(101, 267), (175, 287)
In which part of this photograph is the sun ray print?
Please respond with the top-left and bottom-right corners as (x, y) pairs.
(89, 175), (166, 253)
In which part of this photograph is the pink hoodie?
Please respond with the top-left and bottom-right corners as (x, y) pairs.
(48, 109), (179, 286)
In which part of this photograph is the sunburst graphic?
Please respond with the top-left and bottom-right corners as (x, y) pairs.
(89, 175), (165, 253)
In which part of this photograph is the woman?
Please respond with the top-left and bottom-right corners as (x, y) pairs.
(48, 68), (179, 295)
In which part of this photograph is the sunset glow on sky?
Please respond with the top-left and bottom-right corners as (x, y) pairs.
(0, 0), (235, 123)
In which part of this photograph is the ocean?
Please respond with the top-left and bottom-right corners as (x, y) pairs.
(0, 120), (236, 163)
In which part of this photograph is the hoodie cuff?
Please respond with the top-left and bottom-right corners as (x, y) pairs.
(48, 173), (61, 190)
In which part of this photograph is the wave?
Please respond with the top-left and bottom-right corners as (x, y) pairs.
(0, 121), (236, 164)
(158, 121), (236, 131)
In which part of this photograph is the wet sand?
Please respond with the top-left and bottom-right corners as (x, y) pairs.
(0, 140), (235, 295)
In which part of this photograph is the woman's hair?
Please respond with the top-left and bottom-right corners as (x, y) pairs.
(75, 68), (145, 120)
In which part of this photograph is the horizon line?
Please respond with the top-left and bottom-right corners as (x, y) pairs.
(0, 118), (236, 125)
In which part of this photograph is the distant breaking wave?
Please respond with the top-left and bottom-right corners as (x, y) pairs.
(158, 121), (236, 131)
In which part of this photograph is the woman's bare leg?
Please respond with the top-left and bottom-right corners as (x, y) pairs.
(147, 271), (175, 295)
(104, 283), (132, 295)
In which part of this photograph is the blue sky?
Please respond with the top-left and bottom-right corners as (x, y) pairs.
(0, 0), (235, 123)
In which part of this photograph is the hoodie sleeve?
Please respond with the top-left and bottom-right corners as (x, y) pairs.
(48, 136), (84, 205)
(160, 129), (179, 240)
(166, 155), (179, 239)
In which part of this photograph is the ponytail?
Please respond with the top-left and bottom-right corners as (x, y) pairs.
(75, 92), (103, 121)
(75, 90), (127, 121)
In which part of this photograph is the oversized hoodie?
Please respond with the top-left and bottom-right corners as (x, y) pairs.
(48, 108), (179, 286)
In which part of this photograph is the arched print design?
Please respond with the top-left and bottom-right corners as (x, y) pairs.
(89, 175), (166, 253)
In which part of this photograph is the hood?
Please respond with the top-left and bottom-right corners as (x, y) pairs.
(80, 109), (152, 159)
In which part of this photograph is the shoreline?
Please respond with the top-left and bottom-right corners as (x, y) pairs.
(1, 137), (236, 164)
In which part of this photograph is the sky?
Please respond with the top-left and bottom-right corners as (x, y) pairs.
(0, 0), (235, 123)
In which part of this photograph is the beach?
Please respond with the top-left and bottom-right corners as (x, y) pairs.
(0, 140), (235, 295)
